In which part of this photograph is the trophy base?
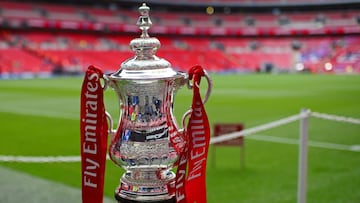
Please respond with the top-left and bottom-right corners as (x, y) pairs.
(115, 170), (176, 203)
(115, 195), (176, 203)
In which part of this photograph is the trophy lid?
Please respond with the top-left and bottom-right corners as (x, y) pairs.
(109, 3), (181, 80)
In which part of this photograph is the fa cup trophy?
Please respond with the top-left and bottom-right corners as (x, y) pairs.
(80, 3), (212, 203)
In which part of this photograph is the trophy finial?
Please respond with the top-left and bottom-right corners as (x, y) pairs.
(137, 3), (152, 38)
(129, 3), (161, 59)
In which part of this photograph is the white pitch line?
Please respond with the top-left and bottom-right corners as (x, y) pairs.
(0, 155), (81, 162)
(248, 134), (360, 152)
(0, 155), (111, 163)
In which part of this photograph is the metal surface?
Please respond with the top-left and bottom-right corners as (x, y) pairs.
(104, 3), (188, 202)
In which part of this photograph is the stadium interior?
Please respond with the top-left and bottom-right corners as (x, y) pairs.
(0, 0), (359, 78)
(1, 1), (360, 203)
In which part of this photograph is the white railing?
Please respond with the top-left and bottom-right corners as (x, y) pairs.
(0, 109), (359, 203)
(210, 110), (309, 144)
(210, 109), (360, 203)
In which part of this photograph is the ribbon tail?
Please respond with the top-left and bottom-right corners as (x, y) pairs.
(183, 65), (211, 203)
(81, 66), (108, 203)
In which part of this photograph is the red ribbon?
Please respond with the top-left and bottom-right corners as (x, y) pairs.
(175, 65), (211, 203)
(80, 66), (108, 203)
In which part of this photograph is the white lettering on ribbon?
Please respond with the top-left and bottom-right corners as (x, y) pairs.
(187, 103), (206, 181)
(82, 72), (100, 189)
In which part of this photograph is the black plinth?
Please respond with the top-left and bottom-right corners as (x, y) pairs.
(115, 194), (176, 203)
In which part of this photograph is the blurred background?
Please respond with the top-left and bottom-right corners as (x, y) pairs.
(0, 0), (359, 77)
(0, 1), (360, 203)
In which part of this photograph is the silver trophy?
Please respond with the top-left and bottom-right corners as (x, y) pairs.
(104, 3), (211, 203)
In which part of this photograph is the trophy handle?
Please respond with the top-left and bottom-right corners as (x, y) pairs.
(102, 74), (116, 136)
(181, 69), (212, 129)
(105, 111), (116, 136)
(186, 69), (212, 104)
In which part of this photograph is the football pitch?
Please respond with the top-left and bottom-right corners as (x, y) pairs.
(0, 73), (359, 203)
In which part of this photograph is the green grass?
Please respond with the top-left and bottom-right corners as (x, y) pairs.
(0, 74), (360, 203)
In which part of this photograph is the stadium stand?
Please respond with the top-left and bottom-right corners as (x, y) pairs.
(0, 0), (359, 78)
